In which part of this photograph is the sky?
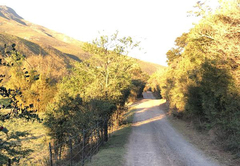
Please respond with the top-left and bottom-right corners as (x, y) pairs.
(0, 0), (213, 66)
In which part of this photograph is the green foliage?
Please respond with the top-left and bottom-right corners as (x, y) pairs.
(0, 116), (50, 165)
(85, 110), (133, 166)
(80, 31), (141, 103)
(60, 31), (143, 105)
(44, 31), (145, 146)
(45, 93), (88, 144)
(166, 33), (188, 66)
(0, 44), (41, 121)
(0, 44), (47, 164)
(0, 130), (32, 164)
(1, 44), (55, 113)
(150, 1), (240, 153)
(146, 69), (166, 98)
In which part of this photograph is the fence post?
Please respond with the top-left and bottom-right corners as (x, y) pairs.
(82, 129), (85, 166)
(97, 122), (99, 152)
(101, 122), (104, 145)
(90, 129), (93, 162)
(104, 119), (108, 142)
(8, 159), (11, 166)
(108, 121), (110, 139)
(111, 121), (114, 136)
(69, 137), (73, 166)
(49, 142), (53, 166)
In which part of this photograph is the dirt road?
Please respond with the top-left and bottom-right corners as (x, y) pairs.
(125, 92), (220, 166)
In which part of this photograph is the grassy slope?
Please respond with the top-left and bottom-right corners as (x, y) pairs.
(136, 59), (166, 75)
(0, 14), (163, 75)
(0, 16), (86, 60)
(0, 17), (85, 63)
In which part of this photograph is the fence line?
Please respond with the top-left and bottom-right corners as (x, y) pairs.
(6, 108), (125, 166)
(48, 119), (117, 166)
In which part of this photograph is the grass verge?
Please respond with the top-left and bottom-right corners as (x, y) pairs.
(85, 106), (135, 166)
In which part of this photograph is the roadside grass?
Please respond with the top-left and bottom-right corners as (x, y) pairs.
(85, 106), (136, 166)
(0, 113), (50, 165)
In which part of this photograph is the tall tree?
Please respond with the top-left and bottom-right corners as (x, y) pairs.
(81, 31), (140, 102)
(51, 31), (142, 142)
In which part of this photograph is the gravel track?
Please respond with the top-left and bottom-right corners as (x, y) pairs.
(125, 92), (220, 166)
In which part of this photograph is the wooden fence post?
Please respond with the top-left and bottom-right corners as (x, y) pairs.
(82, 129), (85, 166)
(101, 124), (104, 145)
(49, 142), (53, 166)
(69, 137), (73, 166)
(108, 121), (110, 139)
(8, 159), (11, 166)
(97, 122), (99, 152)
(104, 119), (108, 142)
(90, 129), (93, 162)
(111, 121), (113, 136)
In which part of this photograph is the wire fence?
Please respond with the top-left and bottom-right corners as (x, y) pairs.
(6, 108), (125, 166)
(48, 120), (116, 166)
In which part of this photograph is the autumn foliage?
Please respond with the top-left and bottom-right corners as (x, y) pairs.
(148, 1), (240, 152)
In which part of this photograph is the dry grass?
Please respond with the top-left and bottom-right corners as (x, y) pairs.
(0, 16), (163, 75)
(136, 59), (166, 75)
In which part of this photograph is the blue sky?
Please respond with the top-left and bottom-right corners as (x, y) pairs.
(0, 0), (217, 66)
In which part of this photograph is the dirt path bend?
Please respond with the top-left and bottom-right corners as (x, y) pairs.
(125, 92), (220, 166)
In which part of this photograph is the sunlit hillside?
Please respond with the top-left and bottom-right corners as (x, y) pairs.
(0, 6), (86, 59)
(136, 60), (166, 75)
(0, 5), (164, 75)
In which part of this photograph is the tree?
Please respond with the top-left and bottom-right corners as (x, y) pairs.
(47, 31), (143, 142)
(166, 32), (188, 66)
(81, 31), (142, 141)
(0, 44), (41, 164)
(81, 31), (140, 102)
(160, 0), (240, 152)
(45, 93), (88, 145)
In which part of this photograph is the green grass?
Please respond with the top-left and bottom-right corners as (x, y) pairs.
(0, 98), (11, 106)
(85, 107), (135, 166)
(0, 114), (50, 165)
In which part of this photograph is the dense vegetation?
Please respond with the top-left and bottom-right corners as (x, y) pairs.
(0, 44), (44, 163)
(148, 1), (240, 153)
(0, 5), (161, 165)
(44, 31), (147, 144)
(0, 31), (147, 164)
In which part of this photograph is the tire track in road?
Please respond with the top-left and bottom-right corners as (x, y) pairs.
(125, 91), (220, 166)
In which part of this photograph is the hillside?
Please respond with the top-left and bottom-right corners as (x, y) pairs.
(0, 6), (87, 58)
(137, 60), (165, 75)
(0, 5), (164, 75)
